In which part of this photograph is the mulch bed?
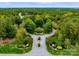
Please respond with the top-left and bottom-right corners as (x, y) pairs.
(0, 38), (12, 44)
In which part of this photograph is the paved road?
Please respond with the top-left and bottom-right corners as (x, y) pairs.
(24, 36), (51, 56)
(23, 29), (56, 56)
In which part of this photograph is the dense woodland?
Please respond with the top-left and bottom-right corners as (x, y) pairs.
(0, 8), (79, 55)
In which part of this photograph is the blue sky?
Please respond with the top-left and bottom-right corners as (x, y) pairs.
(0, 2), (79, 8)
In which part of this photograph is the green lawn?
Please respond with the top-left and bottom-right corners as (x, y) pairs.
(0, 36), (33, 54)
(46, 36), (79, 56)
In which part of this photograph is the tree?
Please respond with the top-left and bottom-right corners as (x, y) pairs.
(14, 16), (23, 27)
(0, 17), (16, 39)
(34, 15), (44, 27)
(24, 18), (36, 34)
(43, 19), (52, 33)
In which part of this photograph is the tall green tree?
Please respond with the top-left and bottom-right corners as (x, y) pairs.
(14, 16), (23, 27)
(34, 15), (44, 27)
(24, 18), (36, 34)
(43, 19), (52, 33)
(0, 17), (16, 39)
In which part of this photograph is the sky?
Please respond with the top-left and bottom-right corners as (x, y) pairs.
(0, 2), (79, 8)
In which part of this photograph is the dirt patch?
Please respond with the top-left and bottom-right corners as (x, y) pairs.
(0, 38), (12, 44)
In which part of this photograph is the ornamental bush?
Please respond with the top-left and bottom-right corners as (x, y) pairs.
(35, 27), (44, 33)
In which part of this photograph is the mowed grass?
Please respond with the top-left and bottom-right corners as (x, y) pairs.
(0, 36), (33, 54)
(0, 45), (32, 54)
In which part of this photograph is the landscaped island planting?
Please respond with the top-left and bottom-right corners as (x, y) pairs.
(0, 8), (79, 55)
